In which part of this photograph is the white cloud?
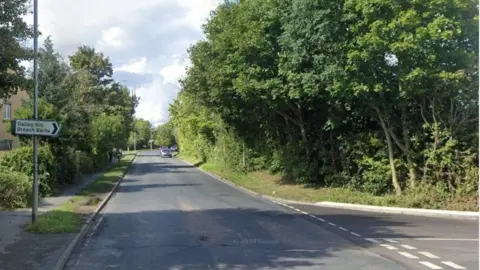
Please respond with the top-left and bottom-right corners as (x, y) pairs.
(160, 58), (188, 86)
(25, 0), (221, 123)
(97, 26), (125, 48)
(115, 57), (149, 74)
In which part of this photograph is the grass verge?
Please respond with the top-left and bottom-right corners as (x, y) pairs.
(179, 155), (478, 212)
(25, 153), (137, 234)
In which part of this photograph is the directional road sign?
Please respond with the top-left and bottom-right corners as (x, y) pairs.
(11, 119), (60, 137)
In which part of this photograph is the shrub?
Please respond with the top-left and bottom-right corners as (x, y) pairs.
(0, 145), (55, 197)
(0, 171), (31, 209)
(77, 151), (93, 174)
(53, 147), (78, 185)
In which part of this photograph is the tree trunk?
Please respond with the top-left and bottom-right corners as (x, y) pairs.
(375, 107), (402, 195)
(401, 106), (416, 188)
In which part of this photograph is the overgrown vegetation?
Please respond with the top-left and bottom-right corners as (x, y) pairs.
(25, 153), (136, 233)
(0, 1), (138, 209)
(171, 0), (479, 210)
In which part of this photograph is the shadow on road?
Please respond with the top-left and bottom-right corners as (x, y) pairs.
(61, 206), (429, 270)
(116, 183), (201, 193)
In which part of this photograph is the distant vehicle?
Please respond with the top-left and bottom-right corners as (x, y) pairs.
(171, 146), (178, 151)
(160, 148), (172, 158)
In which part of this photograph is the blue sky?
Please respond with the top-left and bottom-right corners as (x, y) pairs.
(27, 0), (220, 126)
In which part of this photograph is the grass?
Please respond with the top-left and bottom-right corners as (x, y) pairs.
(179, 155), (478, 211)
(25, 153), (137, 234)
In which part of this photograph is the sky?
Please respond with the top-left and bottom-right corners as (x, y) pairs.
(26, 0), (221, 126)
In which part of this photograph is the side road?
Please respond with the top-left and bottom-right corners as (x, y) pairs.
(0, 153), (135, 270)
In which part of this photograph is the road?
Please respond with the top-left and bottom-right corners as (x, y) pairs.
(66, 151), (478, 270)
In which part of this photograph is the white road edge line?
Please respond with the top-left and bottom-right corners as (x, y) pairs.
(338, 226), (348, 231)
(419, 252), (440, 259)
(308, 214), (316, 218)
(365, 238), (380, 244)
(398, 252), (419, 259)
(328, 222), (337, 226)
(401, 244), (417, 250)
(316, 217), (326, 222)
(350, 232), (361, 237)
(419, 261), (443, 269)
(441, 261), (466, 269)
(380, 244), (398, 250)
(300, 211), (309, 215)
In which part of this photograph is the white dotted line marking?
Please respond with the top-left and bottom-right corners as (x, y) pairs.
(380, 244), (398, 250)
(419, 252), (440, 259)
(419, 261), (443, 269)
(398, 251), (419, 259)
(365, 238), (381, 244)
(441, 261), (466, 269)
(384, 238), (399, 243)
(272, 202), (466, 270)
(401, 244), (417, 250)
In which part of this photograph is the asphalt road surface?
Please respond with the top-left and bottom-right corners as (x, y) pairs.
(65, 151), (478, 270)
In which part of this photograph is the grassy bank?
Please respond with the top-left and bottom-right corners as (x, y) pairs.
(25, 152), (137, 234)
(180, 155), (478, 212)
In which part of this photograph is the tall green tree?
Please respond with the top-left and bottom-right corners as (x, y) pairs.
(0, 0), (34, 98)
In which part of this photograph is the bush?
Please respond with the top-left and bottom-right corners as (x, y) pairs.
(0, 145), (56, 197)
(77, 151), (93, 174)
(53, 147), (78, 185)
(0, 171), (31, 209)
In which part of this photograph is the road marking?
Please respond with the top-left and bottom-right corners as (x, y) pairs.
(401, 244), (417, 250)
(308, 214), (317, 218)
(419, 252), (440, 259)
(398, 251), (419, 259)
(380, 244), (398, 250)
(328, 222), (337, 226)
(350, 232), (361, 237)
(412, 238), (478, 242)
(299, 211), (309, 215)
(441, 261), (466, 269)
(384, 238), (399, 243)
(316, 217), (326, 222)
(419, 261), (443, 269)
(364, 238), (381, 244)
(338, 226), (348, 231)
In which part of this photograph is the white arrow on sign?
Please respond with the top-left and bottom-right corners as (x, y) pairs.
(13, 119), (60, 137)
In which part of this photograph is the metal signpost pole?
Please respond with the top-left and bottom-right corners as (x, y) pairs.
(32, 0), (39, 223)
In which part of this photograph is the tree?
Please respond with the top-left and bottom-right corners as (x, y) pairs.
(69, 45), (114, 86)
(0, 0), (34, 99)
(154, 122), (176, 147)
(37, 36), (71, 107)
(170, 0), (479, 205)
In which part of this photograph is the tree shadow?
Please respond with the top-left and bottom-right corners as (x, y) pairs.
(61, 207), (428, 270)
(116, 183), (201, 193)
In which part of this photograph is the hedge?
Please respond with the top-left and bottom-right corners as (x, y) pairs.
(0, 171), (31, 209)
(0, 145), (56, 197)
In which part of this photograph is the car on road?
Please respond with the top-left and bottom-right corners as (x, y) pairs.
(160, 148), (172, 158)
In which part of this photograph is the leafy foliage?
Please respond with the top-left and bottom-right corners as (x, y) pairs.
(0, 0), (34, 99)
(1, 36), (137, 209)
(171, 0), (478, 208)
